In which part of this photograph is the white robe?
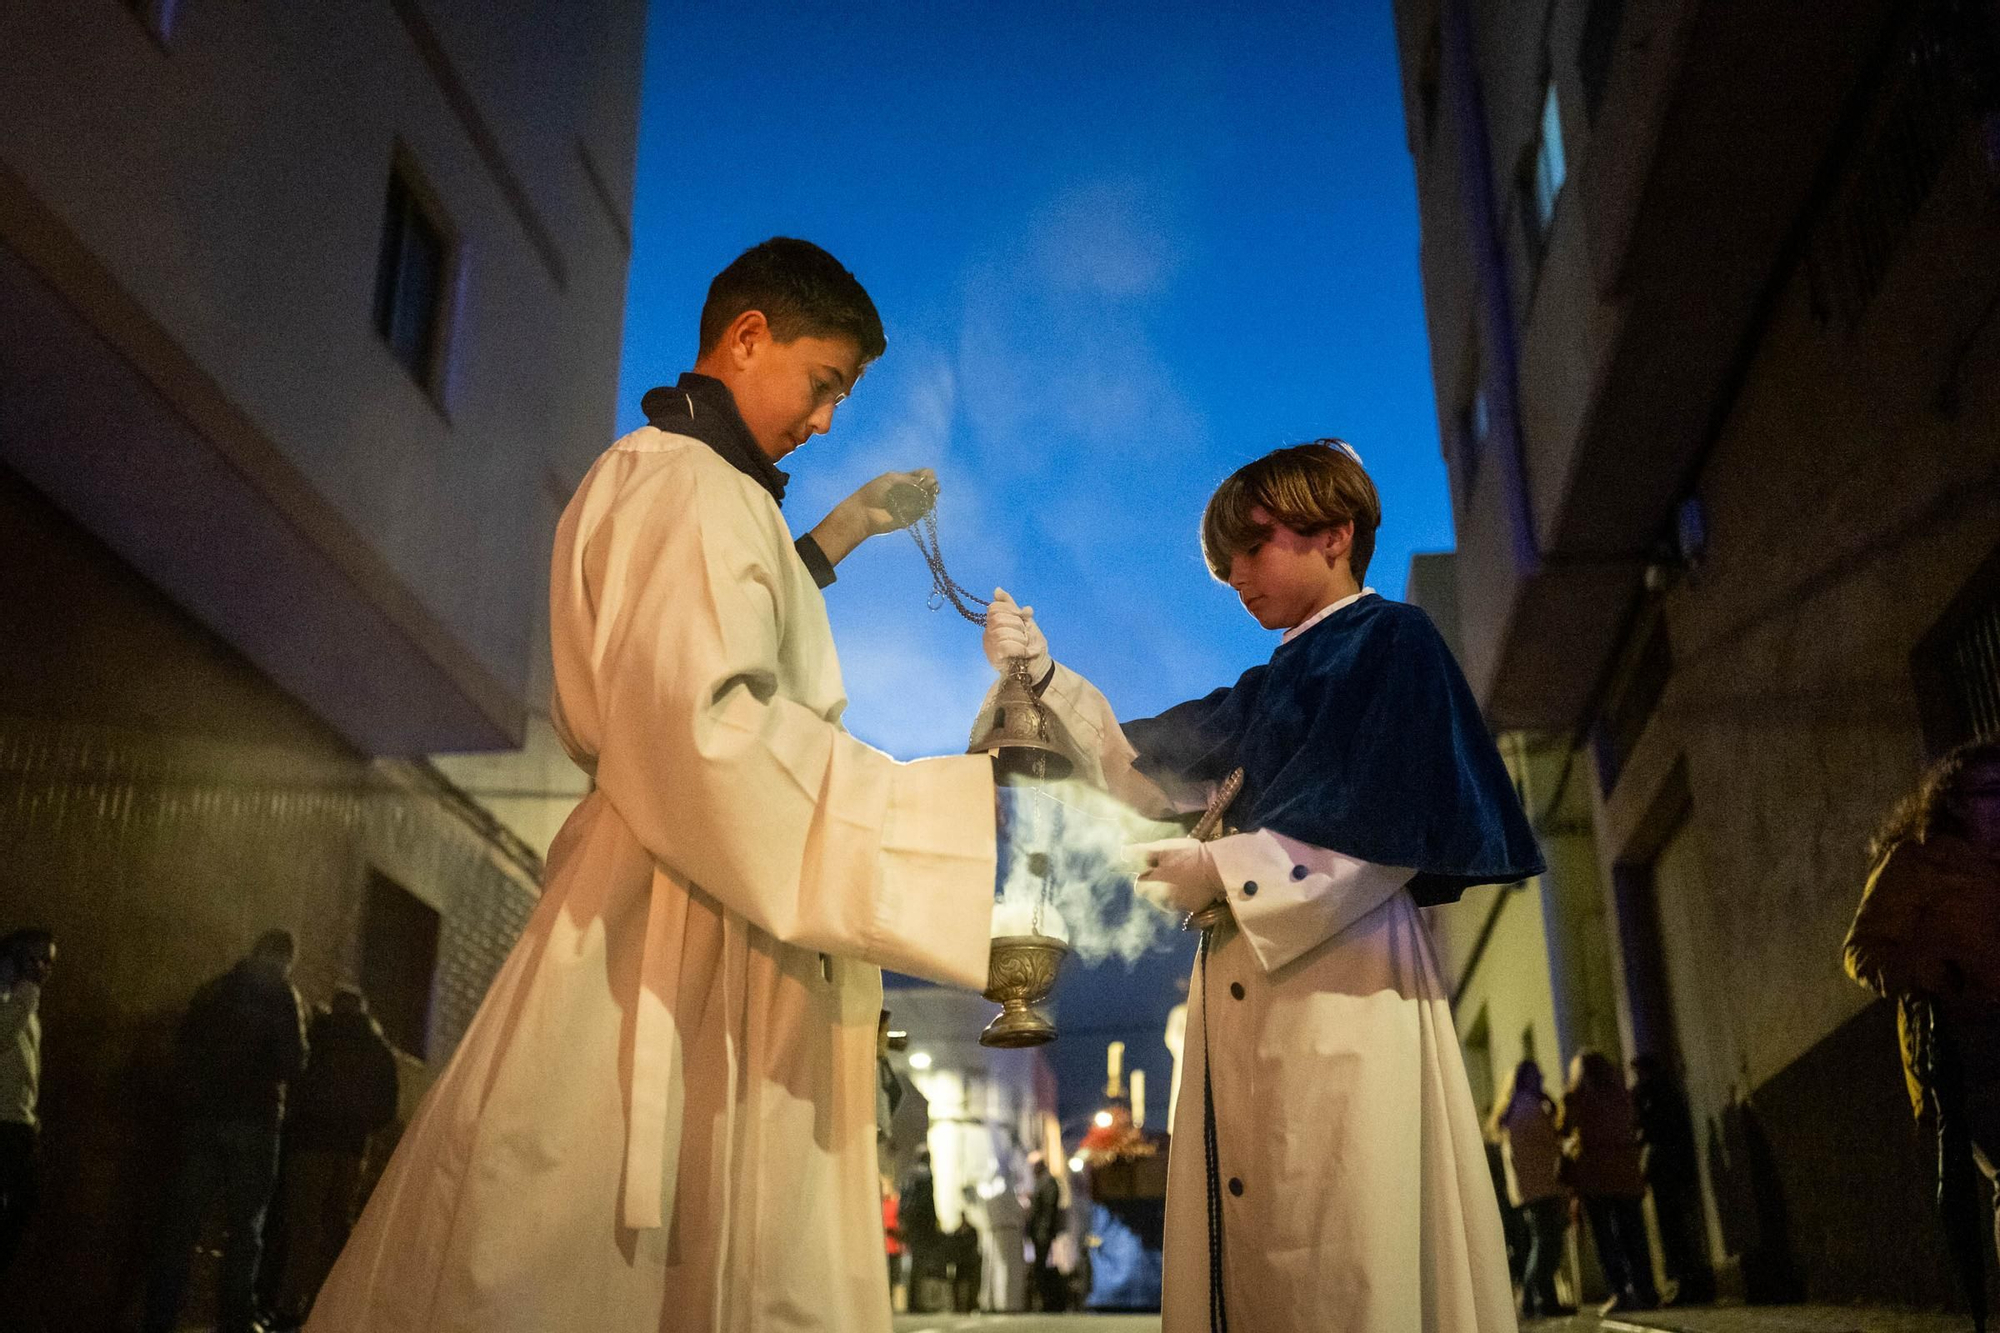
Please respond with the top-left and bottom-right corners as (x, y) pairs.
(1033, 639), (1518, 1333)
(307, 427), (997, 1333)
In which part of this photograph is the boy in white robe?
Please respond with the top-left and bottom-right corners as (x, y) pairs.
(981, 440), (1543, 1332)
(306, 239), (999, 1333)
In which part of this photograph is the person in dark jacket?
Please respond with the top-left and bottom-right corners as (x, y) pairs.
(1489, 1060), (1573, 1319)
(1630, 1053), (1713, 1304)
(1026, 1152), (1066, 1313)
(271, 985), (400, 1323)
(1560, 1049), (1658, 1314)
(143, 929), (308, 1333)
(900, 1148), (942, 1313)
(1845, 738), (2000, 1303)
(0, 926), (54, 1276)
(949, 1184), (984, 1312)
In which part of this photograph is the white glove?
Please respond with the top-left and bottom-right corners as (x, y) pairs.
(982, 587), (1052, 680)
(1128, 836), (1224, 916)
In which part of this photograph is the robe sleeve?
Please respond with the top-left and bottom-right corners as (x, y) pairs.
(981, 662), (1198, 818)
(794, 532), (837, 589)
(587, 463), (995, 989)
(1207, 830), (1413, 974)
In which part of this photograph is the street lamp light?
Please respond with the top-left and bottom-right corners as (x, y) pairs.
(907, 1050), (933, 1071)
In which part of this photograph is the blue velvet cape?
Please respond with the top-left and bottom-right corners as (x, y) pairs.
(1121, 595), (1544, 907)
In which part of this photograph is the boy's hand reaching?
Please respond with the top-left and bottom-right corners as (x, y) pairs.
(807, 469), (937, 566)
(1128, 837), (1224, 916)
(982, 588), (1052, 680)
(849, 468), (938, 538)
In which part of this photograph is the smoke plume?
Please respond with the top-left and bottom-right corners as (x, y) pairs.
(992, 779), (1184, 965)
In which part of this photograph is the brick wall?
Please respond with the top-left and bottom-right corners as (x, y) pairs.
(0, 467), (544, 1328)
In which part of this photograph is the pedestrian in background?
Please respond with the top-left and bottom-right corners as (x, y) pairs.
(881, 1175), (903, 1309)
(1489, 1059), (1574, 1320)
(1844, 738), (2000, 1296)
(899, 1147), (942, 1313)
(1482, 1135), (1530, 1291)
(143, 929), (308, 1333)
(1630, 1053), (1713, 1304)
(950, 1184), (984, 1312)
(979, 1171), (1027, 1312)
(875, 1010), (904, 1165)
(1560, 1049), (1658, 1314)
(0, 926), (55, 1275)
(1026, 1152), (1066, 1312)
(271, 985), (399, 1325)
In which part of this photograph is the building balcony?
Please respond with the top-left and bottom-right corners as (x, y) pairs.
(1459, 0), (1910, 730)
(0, 1), (638, 756)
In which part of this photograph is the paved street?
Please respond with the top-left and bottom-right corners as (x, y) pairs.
(1538, 1308), (1972, 1333)
(894, 1317), (1161, 1333)
(1593, 1307), (1975, 1333)
(890, 1307), (1976, 1333)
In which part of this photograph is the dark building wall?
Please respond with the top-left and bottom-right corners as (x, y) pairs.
(1394, 0), (2000, 1310)
(0, 465), (540, 1328)
(1587, 58), (2000, 1301)
(1594, 211), (2000, 1307)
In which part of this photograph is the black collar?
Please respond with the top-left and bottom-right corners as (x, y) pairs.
(639, 373), (789, 504)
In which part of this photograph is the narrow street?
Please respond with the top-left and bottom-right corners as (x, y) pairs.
(894, 1318), (1160, 1333)
(892, 1308), (1979, 1333)
(1589, 1309), (1976, 1333)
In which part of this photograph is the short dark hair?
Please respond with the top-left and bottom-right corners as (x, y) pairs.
(698, 237), (886, 362)
(1871, 737), (2000, 860)
(1, 927), (54, 967)
(252, 928), (297, 963)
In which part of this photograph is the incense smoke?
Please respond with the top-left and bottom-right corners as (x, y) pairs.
(993, 780), (1184, 966)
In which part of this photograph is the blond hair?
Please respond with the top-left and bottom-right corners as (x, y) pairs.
(1200, 439), (1382, 582)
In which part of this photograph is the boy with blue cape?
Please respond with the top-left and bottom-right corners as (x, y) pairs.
(981, 441), (1543, 1333)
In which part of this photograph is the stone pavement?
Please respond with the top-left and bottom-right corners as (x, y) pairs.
(1545, 1305), (1974, 1333)
(886, 1305), (1975, 1332)
(893, 1316), (1160, 1333)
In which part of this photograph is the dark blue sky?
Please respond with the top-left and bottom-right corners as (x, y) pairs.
(616, 0), (1442, 1126)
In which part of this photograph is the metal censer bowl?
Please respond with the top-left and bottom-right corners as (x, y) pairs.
(979, 934), (1069, 1048)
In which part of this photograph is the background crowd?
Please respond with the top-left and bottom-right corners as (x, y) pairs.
(1484, 737), (2000, 1324)
(1, 745), (1994, 1328)
(1, 928), (400, 1333)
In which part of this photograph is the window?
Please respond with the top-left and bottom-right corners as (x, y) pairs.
(1579, 0), (1628, 121)
(1520, 78), (1568, 261)
(1463, 1008), (1496, 1115)
(1915, 546), (2000, 752)
(361, 871), (441, 1059)
(1592, 616), (1672, 793)
(373, 161), (455, 395)
(1456, 373), (1490, 496)
(1942, 603), (2000, 743)
(1803, 0), (2000, 333)
(124, 0), (176, 44)
(1418, 23), (1444, 147)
